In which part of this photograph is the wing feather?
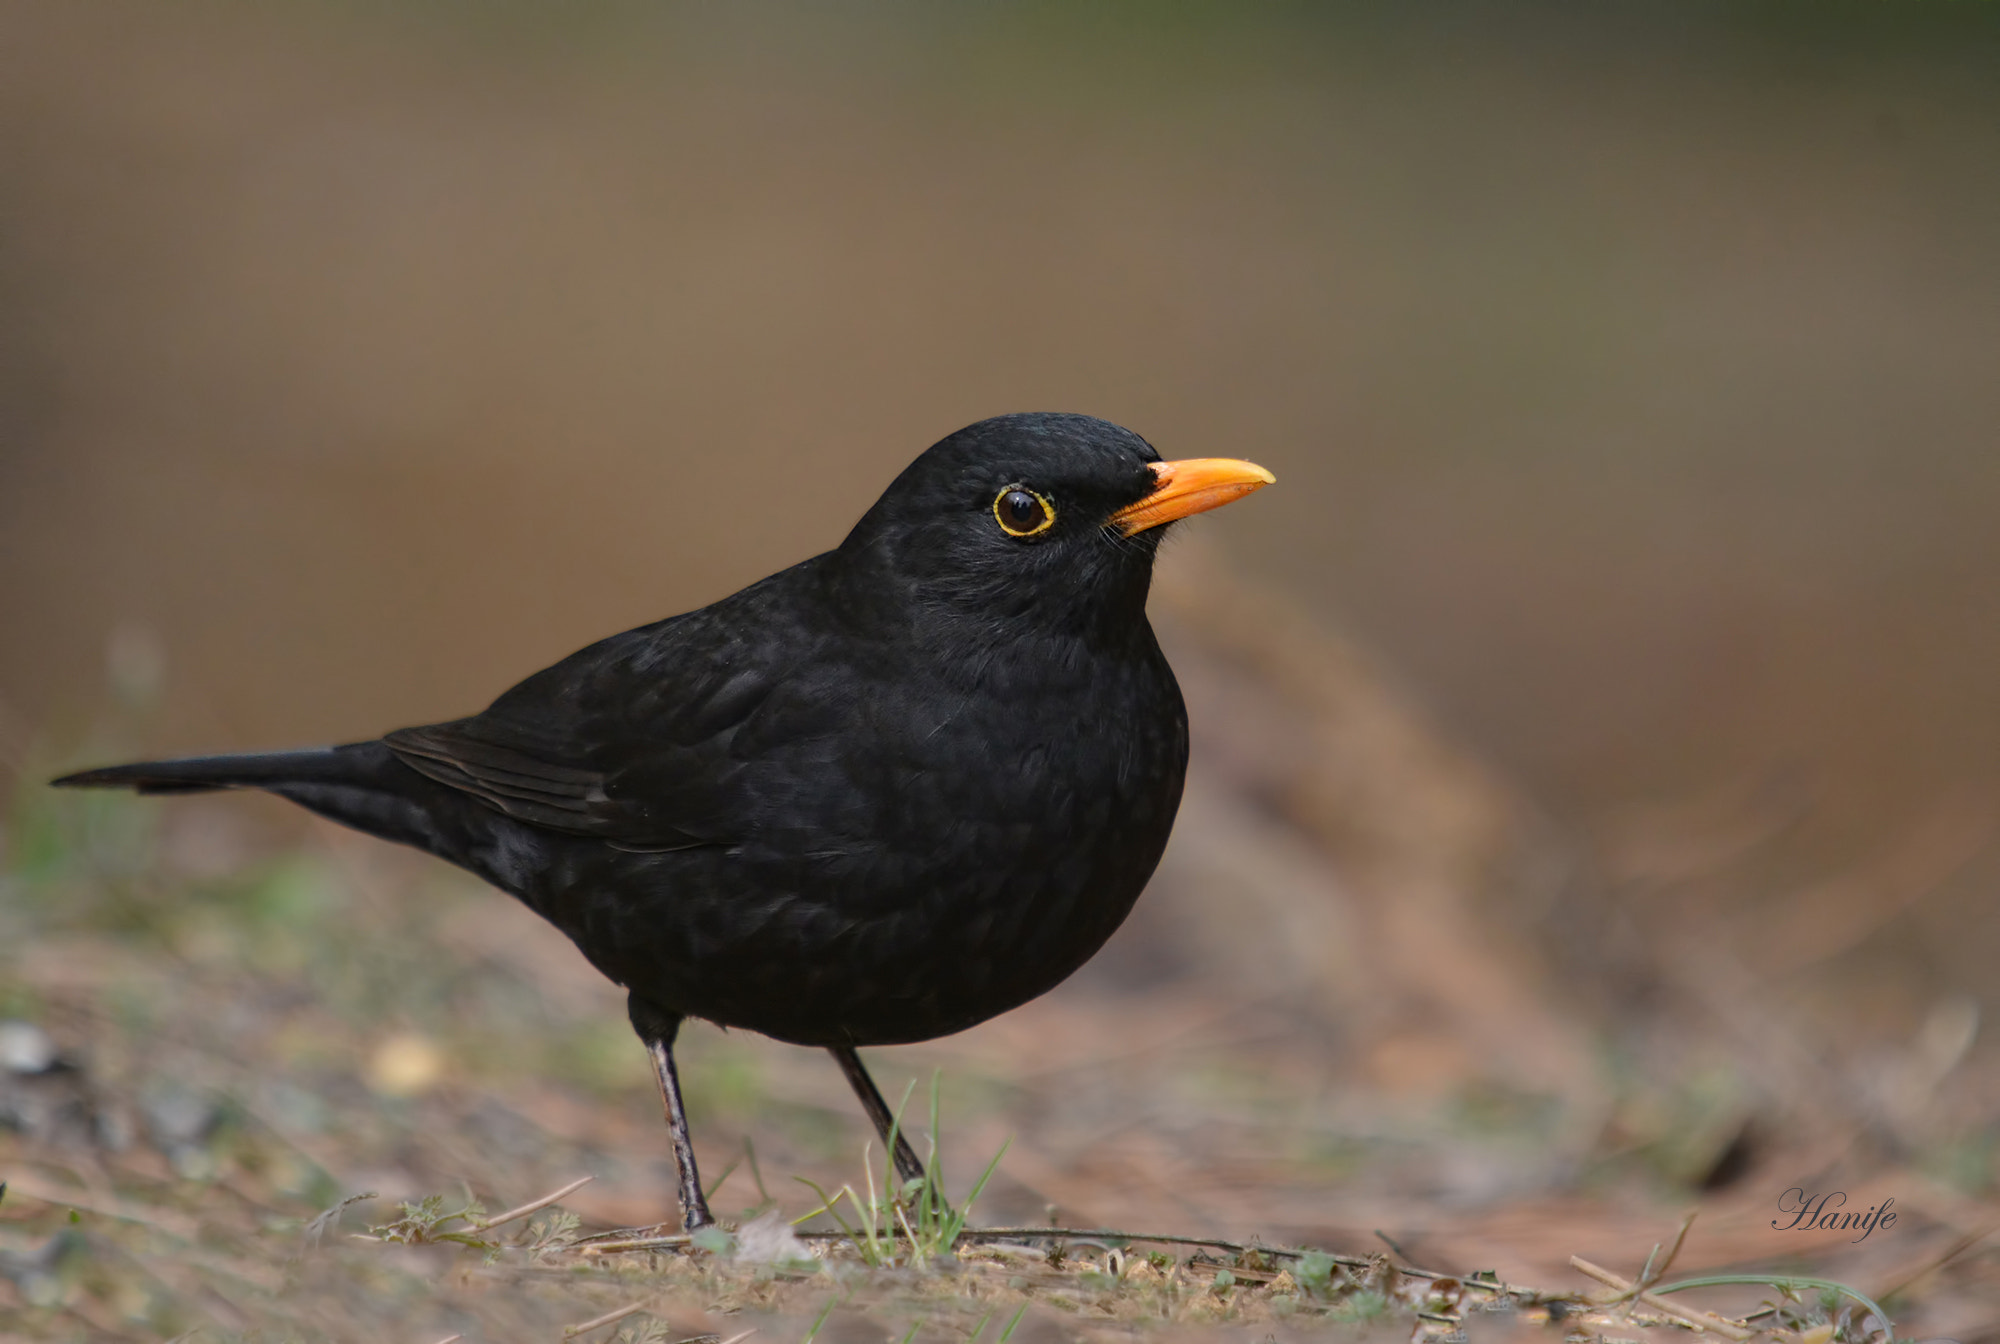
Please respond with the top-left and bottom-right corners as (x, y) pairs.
(384, 722), (628, 833)
(378, 581), (814, 848)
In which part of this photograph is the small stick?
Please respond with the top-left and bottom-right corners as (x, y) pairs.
(474, 1176), (594, 1232)
(564, 1302), (646, 1337)
(578, 1222), (1538, 1295)
(1571, 1256), (1754, 1340)
(1651, 1212), (1697, 1286)
(582, 1234), (694, 1254)
(958, 1227), (1371, 1262)
(431, 1336), (463, 1344)
(955, 1227), (1490, 1286)
(0, 1171), (202, 1240)
(1617, 1212), (1697, 1320)
(1373, 1228), (1453, 1278)
(1873, 1215), (2000, 1304)
(1617, 1242), (1662, 1325)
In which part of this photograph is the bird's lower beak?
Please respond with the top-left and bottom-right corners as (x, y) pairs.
(1106, 458), (1277, 537)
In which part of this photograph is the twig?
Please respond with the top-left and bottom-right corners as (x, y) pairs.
(1613, 1212), (1698, 1318)
(581, 1233), (693, 1254)
(431, 1336), (463, 1344)
(1371, 1228), (1456, 1279)
(564, 1301), (646, 1337)
(960, 1227), (1365, 1260)
(1873, 1215), (2000, 1303)
(305, 1191), (379, 1248)
(1571, 1257), (1753, 1340)
(1, 1170), (202, 1240)
(953, 1227), (1480, 1285)
(1652, 1213), (1697, 1286)
(573, 1222), (1540, 1297)
(474, 1175), (594, 1232)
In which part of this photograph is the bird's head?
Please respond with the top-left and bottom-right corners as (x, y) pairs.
(836, 413), (1273, 636)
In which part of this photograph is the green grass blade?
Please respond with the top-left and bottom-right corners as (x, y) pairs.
(844, 1180), (889, 1265)
(789, 1177), (844, 1230)
(939, 1135), (1012, 1251)
(996, 1302), (1031, 1344)
(702, 1155), (742, 1202)
(802, 1294), (842, 1344)
(1651, 1274), (1895, 1340)
(791, 1176), (879, 1265)
(959, 1134), (1010, 1211)
(745, 1135), (772, 1205)
(925, 1069), (946, 1232)
(860, 1139), (881, 1229)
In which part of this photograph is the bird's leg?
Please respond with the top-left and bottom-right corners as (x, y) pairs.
(628, 995), (714, 1231)
(645, 1036), (714, 1231)
(828, 1045), (931, 1190)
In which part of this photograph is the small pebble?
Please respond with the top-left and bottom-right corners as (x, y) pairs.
(0, 1021), (58, 1074)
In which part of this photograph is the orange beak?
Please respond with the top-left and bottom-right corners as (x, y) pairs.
(1105, 458), (1276, 537)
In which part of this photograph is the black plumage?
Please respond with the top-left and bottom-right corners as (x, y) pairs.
(53, 412), (1272, 1229)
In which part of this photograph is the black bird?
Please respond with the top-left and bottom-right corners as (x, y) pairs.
(54, 412), (1273, 1230)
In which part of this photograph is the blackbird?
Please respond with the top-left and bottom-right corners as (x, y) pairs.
(54, 412), (1273, 1229)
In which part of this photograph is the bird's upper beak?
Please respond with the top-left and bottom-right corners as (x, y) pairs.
(1105, 458), (1277, 537)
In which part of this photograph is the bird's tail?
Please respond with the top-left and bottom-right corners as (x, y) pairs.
(52, 746), (365, 796)
(50, 741), (541, 895)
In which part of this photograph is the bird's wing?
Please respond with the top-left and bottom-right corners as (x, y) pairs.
(381, 719), (638, 837)
(383, 566), (827, 850)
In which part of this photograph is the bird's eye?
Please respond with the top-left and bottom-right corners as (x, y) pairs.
(993, 487), (1055, 538)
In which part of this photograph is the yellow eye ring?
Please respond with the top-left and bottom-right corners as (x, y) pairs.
(993, 486), (1056, 538)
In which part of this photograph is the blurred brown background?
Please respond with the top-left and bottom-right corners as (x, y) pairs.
(3, 2), (1998, 1339)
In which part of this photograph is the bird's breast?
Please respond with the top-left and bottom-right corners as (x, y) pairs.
(553, 632), (1188, 1046)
